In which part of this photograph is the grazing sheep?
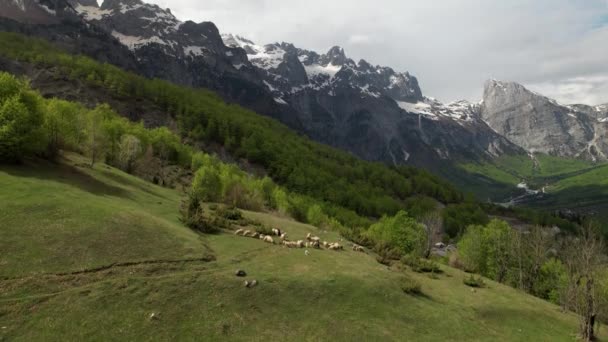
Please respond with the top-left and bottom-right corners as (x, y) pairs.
(352, 245), (365, 253)
(242, 230), (252, 237)
(244, 280), (250, 287)
(296, 240), (305, 248)
(263, 236), (275, 244)
(272, 228), (282, 236)
(280, 233), (287, 241)
(328, 243), (343, 251)
(305, 250), (310, 256)
(311, 240), (320, 249)
(252, 232), (260, 239)
(234, 229), (244, 236)
(306, 233), (321, 242)
(322, 241), (329, 248)
(249, 280), (258, 288)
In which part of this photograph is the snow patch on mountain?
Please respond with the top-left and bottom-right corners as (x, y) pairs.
(183, 45), (206, 57)
(222, 34), (285, 71)
(304, 63), (341, 79)
(397, 101), (436, 117)
(74, 5), (112, 20)
(112, 30), (171, 50)
(274, 97), (288, 105)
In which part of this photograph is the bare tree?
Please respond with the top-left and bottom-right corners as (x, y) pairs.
(421, 211), (443, 258)
(563, 223), (605, 341)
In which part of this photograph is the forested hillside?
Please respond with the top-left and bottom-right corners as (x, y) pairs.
(0, 32), (463, 221)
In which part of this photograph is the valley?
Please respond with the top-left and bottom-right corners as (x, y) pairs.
(0, 154), (593, 341)
(1, 0), (607, 340)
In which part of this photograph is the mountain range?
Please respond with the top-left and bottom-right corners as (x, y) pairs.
(1, 0), (607, 169)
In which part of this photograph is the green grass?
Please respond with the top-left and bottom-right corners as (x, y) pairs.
(0, 155), (600, 341)
(526, 164), (608, 223)
(0, 153), (211, 278)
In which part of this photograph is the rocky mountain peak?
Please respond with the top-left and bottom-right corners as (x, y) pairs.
(68, 0), (99, 7)
(0, 0), (78, 24)
(321, 46), (348, 66)
(100, 0), (143, 10)
(481, 79), (608, 161)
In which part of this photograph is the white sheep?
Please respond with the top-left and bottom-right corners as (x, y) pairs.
(306, 233), (321, 242)
(305, 250), (310, 256)
(235, 229), (244, 235)
(296, 240), (305, 248)
(328, 243), (343, 251)
(352, 245), (365, 253)
(280, 233), (287, 241)
(263, 236), (275, 244)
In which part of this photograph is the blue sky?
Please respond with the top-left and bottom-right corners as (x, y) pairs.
(142, 0), (607, 105)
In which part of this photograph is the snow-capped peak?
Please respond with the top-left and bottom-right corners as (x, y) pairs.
(397, 97), (480, 123)
(222, 35), (286, 71)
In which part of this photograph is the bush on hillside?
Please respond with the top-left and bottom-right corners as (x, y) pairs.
(217, 206), (243, 221)
(180, 195), (219, 234)
(400, 277), (422, 295)
(402, 255), (442, 274)
(0, 73), (46, 162)
(457, 219), (513, 282)
(367, 211), (428, 257)
(463, 274), (486, 288)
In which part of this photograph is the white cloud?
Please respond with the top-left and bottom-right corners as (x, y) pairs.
(347, 34), (372, 45)
(142, 0), (608, 105)
(528, 75), (608, 106)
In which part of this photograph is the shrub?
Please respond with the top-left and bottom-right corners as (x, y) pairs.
(0, 73), (46, 162)
(448, 251), (464, 270)
(179, 196), (219, 234)
(401, 277), (422, 295)
(458, 219), (513, 282)
(366, 211), (427, 257)
(402, 255), (441, 274)
(192, 165), (222, 202)
(217, 206), (243, 221)
(464, 274), (486, 288)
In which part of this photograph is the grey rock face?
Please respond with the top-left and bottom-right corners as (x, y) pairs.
(481, 80), (608, 161)
(223, 34), (519, 166)
(0, 0), (524, 168)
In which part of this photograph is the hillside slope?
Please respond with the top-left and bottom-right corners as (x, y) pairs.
(0, 155), (596, 341)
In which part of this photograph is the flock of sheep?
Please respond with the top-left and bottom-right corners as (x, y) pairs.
(234, 228), (366, 253)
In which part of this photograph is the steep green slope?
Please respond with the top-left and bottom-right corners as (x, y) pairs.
(529, 164), (608, 222)
(456, 154), (599, 199)
(0, 153), (212, 278)
(0, 156), (597, 341)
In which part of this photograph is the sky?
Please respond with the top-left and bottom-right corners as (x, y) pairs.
(140, 0), (608, 105)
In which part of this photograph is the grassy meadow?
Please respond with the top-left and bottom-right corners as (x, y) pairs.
(0, 154), (600, 341)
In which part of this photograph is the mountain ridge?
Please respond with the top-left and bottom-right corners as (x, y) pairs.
(0, 0), (605, 167)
